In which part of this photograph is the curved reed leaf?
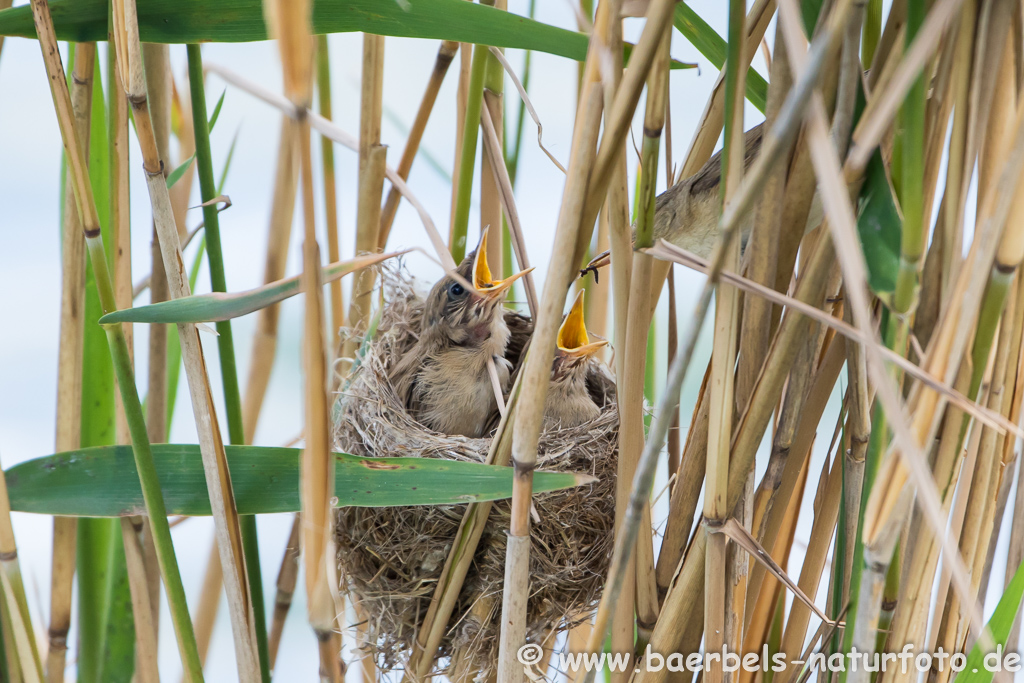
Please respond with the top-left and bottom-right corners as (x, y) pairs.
(100, 251), (404, 325)
(953, 558), (1024, 683)
(4, 445), (592, 517)
(0, 0), (692, 69)
(673, 3), (768, 112)
(856, 149), (902, 293)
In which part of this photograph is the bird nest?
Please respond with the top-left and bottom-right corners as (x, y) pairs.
(333, 268), (618, 677)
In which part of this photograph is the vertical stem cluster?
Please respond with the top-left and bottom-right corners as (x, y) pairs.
(30, 0), (208, 678)
(186, 44), (271, 683)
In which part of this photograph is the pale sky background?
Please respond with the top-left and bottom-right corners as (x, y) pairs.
(0, 0), (1012, 681)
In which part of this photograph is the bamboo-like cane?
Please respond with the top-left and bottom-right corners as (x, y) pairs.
(736, 15), (792, 412)
(141, 42), (174, 639)
(110, 0), (263, 677)
(108, 40), (162, 683)
(315, 35), (345, 356)
(121, 518), (160, 683)
(705, 3), (746, 680)
(185, 43), (271, 682)
(496, 88), (602, 682)
(267, 515), (300, 670)
(338, 34), (386, 376)
(610, 19), (671, 674)
(243, 118), (300, 444)
(262, 0), (344, 674)
(378, 40), (459, 250)
(779, 7), (997, 679)
(46, 39), (92, 683)
(0, 454), (44, 683)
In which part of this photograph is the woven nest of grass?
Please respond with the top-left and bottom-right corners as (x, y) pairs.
(333, 267), (618, 676)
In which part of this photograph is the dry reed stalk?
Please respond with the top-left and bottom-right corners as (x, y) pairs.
(338, 34), (385, 376)
(664, 270), (679, 480)
(480, 106), (539, 316)
(863, 21), (1024, 666)
(927, 40), (1022, 681)
(780, 3), (999, 673)
(646, 242), (1021, 434)
(0, 456), (44, 683)
(647, 0), (778, 312)
(301, 70), (342, 683)
(143, 39), (170, 461)
(141, 44), (175, 634)
(263, 0), (341, 673)
(498, 88), (603, 683)
(46, 39), (93, 683)
(378, 40), (458, 249)
(316, 35), (345, 356)
(775, 438), (844, 683)
(654, 366), (709, 596)
(736, 17), (792, 411)
(737, 445), (810, 683)
(120, 518), (160, 683)
(568, 0), (687, 277)
(705, 1), (747, 679)
(111, 0), (261, 676)
(635, 196), (840, 683)
(745, 337), (845, 614)
(615, 22), (670, 662)
(191, 542), (223, 669)
(169, 79), (196, 243)
(108, 44), (160, 683)
(268, 515), (300, 670)
(243, 118), (299, 444)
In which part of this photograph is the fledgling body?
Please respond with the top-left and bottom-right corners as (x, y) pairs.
(390, 229), (532, 438)
(584, 123), (823, 272)
(543, 290), (608, 430)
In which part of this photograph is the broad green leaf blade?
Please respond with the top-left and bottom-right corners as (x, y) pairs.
(954, 558), (1024, 682)
(101, 251), (403, 324)
(0, 0), (691, 69)
(856, 149), (902, 294)
(4, 445), (591, 516)
(673, 4), (768, 113)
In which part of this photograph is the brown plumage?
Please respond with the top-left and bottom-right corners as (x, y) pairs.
(389, 229), (532, 438)
(543, 290), (608, 429)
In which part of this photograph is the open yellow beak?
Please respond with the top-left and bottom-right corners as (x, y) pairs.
(472, 227), (534, 299)
(557, 290), (608, 357)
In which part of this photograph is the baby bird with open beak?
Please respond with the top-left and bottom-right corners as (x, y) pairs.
(390, 228), (533, 438)
(543, 290), (608, 429)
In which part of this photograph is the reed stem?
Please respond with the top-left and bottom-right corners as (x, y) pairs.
(316, 35), (345, 354)
(31, 0), (208, 678)
(186, 43), (271, 683)
(450, 41), (489, 263)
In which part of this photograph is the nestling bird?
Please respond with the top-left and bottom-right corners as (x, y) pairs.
(583, 123), (823, 272)
(542, 290), (608, 430)
(390, 228), (533, 438)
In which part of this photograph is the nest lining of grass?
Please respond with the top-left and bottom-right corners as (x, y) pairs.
(333, 267), (618, 675)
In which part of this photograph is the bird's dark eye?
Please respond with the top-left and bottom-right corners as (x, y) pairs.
(448, 282), (466, 299)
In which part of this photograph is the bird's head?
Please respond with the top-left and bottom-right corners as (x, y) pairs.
(553, 289), (607, 380)
(424, 227), (533, 345)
